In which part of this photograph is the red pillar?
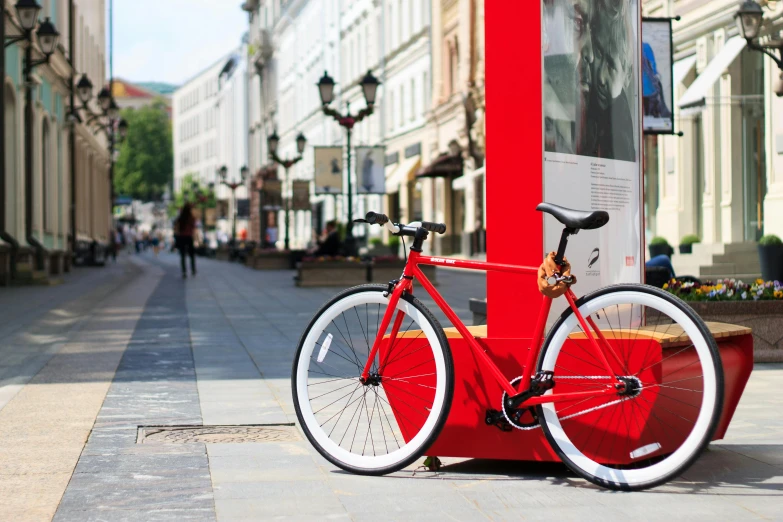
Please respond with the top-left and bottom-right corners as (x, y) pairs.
(485, 2), (545, 338)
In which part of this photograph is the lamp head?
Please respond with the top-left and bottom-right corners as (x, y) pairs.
(36, 17), (59, 56)
(15, 0), (41, 33)
(735, 0), (764, 41)
(317, 70), (335, 106)
(76, 74), (93, 105)
(360, 70), (380, 106)
(267, 130), (280, 156)
(296, 132), (307, 155)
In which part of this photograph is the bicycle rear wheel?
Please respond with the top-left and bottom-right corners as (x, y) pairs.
(292, 285), (453, 475)
(537, 284), (723, 490)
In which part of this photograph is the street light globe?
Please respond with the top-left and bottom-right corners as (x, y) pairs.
(97, 87), (111, 112)
(15, 0), (41, 33)
(296, 132), (307, 155)
(36, 17), (59, 56)
(360, 70), (381, 106)
(267, 130), (280, 156)
(240, 165), (249, 180)
(317, 71), (335, 106)
(219, 165), (228, 180)
(107, 99), (120, 120)
(735, 0), (764, 41)
(76, 74), (93, 105)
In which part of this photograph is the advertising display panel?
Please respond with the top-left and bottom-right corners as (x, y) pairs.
(356, 146), (386, 194)
(641, 18), (674, 133)
(314, 147), (343, 194)
(542, 0), (644, 321)
(291, 180), (311, 211)
(262, 179), (283, 209)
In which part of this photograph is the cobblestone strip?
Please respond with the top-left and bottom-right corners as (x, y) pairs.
(0, 260), (160, 522)
(53, 262), (216, 522)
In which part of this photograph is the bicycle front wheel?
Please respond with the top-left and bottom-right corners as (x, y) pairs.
(537, 284), (723, 491)
(292, 285), (453, 475)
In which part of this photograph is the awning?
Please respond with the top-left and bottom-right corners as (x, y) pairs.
(417, 153), (464, 178)
(386, 155), (420, 193)
(384, 162), (399, 193)
(678, 37), (746, 110)
(452, 166), (485, 191)
(672, 55), (697, 87)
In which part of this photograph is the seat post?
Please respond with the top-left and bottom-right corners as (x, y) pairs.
(554, 227), (576, 266)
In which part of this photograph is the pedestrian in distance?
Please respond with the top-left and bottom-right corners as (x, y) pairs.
(175, 203), (197, 279)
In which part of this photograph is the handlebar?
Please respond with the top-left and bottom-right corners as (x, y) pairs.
(358, 212), (447, 235)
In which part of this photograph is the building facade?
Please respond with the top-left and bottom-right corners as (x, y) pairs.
(644, 0), (783, 279)
(1, 0), (111, 284)
(172, 49), (249, 241)
(423, 0), (485, 256)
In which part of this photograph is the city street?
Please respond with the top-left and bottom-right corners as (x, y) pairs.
(0, 254), (781, 521)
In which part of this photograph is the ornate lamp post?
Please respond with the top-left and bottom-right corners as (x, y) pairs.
(317, 69), (380, 255)
(267, 131), (306, 250)
(4, 0), (60, 269)
(735, 0), (783, 71)
(219, 165), (247, 241)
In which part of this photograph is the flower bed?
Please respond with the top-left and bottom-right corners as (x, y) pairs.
(665, 278), (783, 362)
(247, 249), (292, 270)
(295, 257), (368, 287)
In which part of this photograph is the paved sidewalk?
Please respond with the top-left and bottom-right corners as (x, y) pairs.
(0, 252), (781, 521)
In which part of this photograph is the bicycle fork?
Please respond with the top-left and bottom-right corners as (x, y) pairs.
(359, 278), (410, 383)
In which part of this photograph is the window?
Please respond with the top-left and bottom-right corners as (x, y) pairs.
(398, 0), (403, 45)
(42, 119), (50, 231)
(422, 71), (428, 115)
(410, 78), (416, 121)
(410, 0), (415, 36)
(389, 90), (395, 131)
(399, 85), (404, 127)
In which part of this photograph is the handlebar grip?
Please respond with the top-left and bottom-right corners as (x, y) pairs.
(365, 211), (389, 225)
(421, 221), (447, 235)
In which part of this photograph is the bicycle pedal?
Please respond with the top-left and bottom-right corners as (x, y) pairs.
(485, 409), (513, 432)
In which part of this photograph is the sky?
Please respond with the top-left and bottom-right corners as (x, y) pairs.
(109, 0), (248, 86)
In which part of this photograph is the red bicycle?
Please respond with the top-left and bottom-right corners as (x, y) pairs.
(292, 203), (723, 491)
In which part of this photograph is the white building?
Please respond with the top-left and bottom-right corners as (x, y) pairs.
(1, 0), (111, 283)
(644, 0), (783, 280)
(172, 46), (249, 240)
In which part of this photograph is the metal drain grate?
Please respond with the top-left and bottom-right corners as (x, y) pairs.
(136, 424), (301, 444)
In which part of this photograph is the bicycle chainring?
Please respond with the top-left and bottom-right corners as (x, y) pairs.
(501, 376), (540, 430)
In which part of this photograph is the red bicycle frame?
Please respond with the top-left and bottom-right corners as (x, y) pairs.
(360, 249), (621, 406)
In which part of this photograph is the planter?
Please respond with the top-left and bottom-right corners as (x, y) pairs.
(370, 262), (438, 285)
(687, 300), (783, 362)
(249, 251), (292, 270)
(649, 244), (671, 258)
(215, 247), (231, 262)
(295, 261), (368, 287)
(758, 244), (783, 282)
(679, 244), (693, 254)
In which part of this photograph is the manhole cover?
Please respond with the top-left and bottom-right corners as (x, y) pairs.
(137, 424), (301, 444)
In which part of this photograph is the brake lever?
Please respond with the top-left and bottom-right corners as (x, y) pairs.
(353, 219), (369, 223)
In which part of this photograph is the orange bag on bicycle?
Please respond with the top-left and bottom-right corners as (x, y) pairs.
(538, 252), (575, 298)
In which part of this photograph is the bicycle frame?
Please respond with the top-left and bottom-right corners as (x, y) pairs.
(360, 249), (623, 406)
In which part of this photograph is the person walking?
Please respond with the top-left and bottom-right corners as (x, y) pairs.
(175, 203), (197, 278)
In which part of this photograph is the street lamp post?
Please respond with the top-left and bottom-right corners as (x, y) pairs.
(316, 69), (380, 255)
(4, 1), (60, 269)
(73, 73), (128, 257)
(219, 165), (247, 241)
(267, 131), (307, 250)
(735, 0), (783, 73)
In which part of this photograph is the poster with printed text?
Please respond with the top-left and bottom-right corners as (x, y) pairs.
(542, 0), (644, 324)
(356, 146), (386, 194)
(314, 147), (344, 195)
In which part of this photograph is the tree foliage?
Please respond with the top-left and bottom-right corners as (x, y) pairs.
(168, 173), (217, 217)
(114, 99), (173, 201)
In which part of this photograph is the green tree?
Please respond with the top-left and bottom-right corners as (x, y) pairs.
(168, 173), (216, 218)
(114, 99), (173, 201)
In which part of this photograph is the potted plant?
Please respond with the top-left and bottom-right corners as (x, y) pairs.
(648, 236), (672, 258)
(679, 234), (701, 254)
(388, 236), (401, 257)
(758, 234), (783, 282)
(369, 237), (383, 249)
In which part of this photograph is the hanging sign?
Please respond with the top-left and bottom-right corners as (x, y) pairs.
(314, 146), (343, 195)
(642, 18), (675, 134)
(291, 180), (311, 211)
(356, 146), (386, 194)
